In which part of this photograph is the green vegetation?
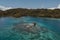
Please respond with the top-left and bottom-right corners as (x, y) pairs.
(0, 8), (60, 18)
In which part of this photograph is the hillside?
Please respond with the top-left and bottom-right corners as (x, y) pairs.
(0, 8), (60, 18)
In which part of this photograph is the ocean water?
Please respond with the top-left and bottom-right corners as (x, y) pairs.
(0, 17), (60, 40)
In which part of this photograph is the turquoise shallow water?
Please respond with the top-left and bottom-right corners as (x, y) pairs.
(0, 17), (60, 40)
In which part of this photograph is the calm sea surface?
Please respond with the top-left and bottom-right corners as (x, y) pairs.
(0, 17), (60, 40)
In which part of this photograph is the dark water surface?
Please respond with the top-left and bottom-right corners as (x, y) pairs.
(0, 17), (60, 40)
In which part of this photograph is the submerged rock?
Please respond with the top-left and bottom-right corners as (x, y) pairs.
(11, 22), (60, 40)
(12, 22), (48, 34)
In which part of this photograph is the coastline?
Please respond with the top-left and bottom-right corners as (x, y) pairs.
(0, 8), (60, 18)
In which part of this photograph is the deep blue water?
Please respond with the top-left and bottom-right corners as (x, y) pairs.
(0, 17), (60, 40)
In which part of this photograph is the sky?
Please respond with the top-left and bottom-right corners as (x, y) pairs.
(0, 0), (60, 10)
